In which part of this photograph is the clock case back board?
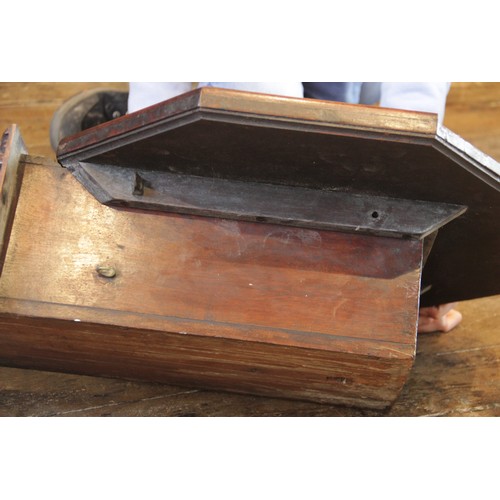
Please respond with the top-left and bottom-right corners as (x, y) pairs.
(58, 87), (500, 306)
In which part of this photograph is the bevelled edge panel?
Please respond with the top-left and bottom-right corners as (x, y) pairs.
(57, 87), (439, 159)
(0, 125), (26, 276)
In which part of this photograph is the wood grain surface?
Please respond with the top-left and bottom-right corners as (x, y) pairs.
(0, 82), (498, 416)
(0, 295), (497, 417)
(0, 155), (421, 407)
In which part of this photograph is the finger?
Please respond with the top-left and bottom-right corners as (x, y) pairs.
(440, 309), (463, 332)
(418, 306), (439, 319)
(419, 302), (458, 319)
(418, 315), (441, 333)
(418, 308), (463, 333)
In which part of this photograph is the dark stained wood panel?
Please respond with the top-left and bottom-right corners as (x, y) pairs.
(72, 162), (466, 240)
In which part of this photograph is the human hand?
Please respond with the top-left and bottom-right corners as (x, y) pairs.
(418, 303), (463, 333)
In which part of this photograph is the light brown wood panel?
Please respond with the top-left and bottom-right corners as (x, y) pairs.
(0, 153), (421, 408)
(4, 157), (421, 348)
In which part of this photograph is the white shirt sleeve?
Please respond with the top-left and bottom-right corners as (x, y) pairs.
(128, 82), (192, 113)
